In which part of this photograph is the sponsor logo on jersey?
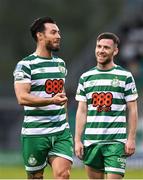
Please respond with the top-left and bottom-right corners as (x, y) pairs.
(76, 88), (80, 95)
(131, 83), (137, 94)
(117, 157), (126, 168)
(15, 64), (23, 71)
(14, 71), (25, 81)
(89, 81), (97, 86)
(14, 64), (25, 81)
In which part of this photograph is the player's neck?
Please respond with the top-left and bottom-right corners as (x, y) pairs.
(97, 62), (116, 70)
(35, 47), (52, 59)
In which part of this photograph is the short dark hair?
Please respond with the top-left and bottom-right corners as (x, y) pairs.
(30, 16), (56, 41)
(97, 32), (120, 47)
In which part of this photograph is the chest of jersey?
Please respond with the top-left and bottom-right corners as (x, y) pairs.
(30, 61), (66, 97)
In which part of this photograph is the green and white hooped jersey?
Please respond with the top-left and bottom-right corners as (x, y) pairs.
(13, 53), (68, 136)
(75, 65), (138, 147)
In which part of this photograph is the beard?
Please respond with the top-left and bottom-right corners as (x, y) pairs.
(46, 41), (60, 52)
(96, 52), (113, 66)
(100, 57), (112, 65)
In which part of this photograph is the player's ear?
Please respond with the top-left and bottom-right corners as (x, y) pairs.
(113, 47), (118, 56)
(36, 32), (43, 41)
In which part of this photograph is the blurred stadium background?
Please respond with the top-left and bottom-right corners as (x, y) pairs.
(0, 0), (143, 179)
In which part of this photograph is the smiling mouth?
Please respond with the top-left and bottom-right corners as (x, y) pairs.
(55, 39), (60, 43)
(98, 55), (106, 58)
(54, 41), (60, 45)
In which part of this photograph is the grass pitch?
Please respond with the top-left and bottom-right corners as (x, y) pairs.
(0, 166), (143, 179)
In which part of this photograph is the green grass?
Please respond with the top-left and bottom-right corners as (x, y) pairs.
(0, 166), (143, 179)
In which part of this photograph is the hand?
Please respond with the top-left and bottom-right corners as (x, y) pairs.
(52, 93), (67, 105)
(75, 141), (84, 160)
(125, 139), (136, 157)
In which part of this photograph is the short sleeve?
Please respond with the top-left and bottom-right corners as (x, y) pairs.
(75, 76), (87, 102)
(124, 72), (138, 102)
(13, 60), (31, 83)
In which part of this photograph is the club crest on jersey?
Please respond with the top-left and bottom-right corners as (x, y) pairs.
(111, 77), (120, 87)
(58, 63), (67, 76)
(28, 154), (37, 166)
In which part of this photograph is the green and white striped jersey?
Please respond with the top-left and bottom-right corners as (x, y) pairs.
(13, 53), (69, 136)
(75, 65), (138, 147)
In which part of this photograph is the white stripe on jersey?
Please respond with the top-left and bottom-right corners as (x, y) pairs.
(30, 56), (64, 64)
(84, 139), (126, 146)
(125, 94), (138, 102)
(32, 67), (60, 74)
(87, 116), (126, 123)
(25, 104), (65, 110)
(75, 95), (87, 102)
(21, 122), (68, 135)
(84, 79), (125, 88)
(24, 114), (66, 123)
(31, 78), (65, 86)
(105, 167), (125, 173)
(88, 104), (126, 111)
(81, 68), (131, 79)
(85, 127), (126, 135)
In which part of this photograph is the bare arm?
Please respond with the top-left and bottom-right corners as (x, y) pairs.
(75, 101), (87, 159)
(14, 83), (67, 107)
(125, 100), (138, 156)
